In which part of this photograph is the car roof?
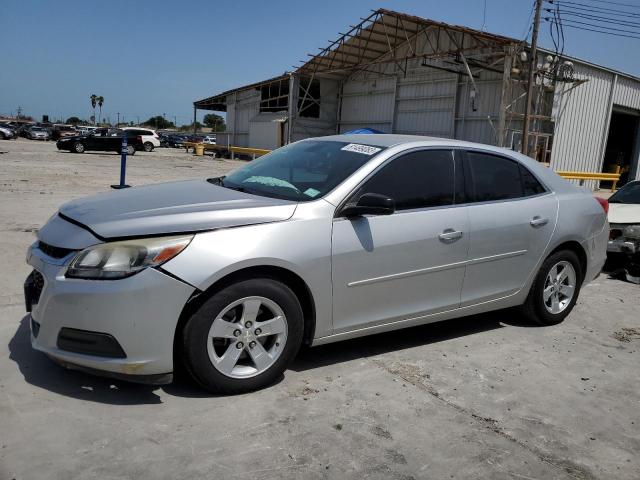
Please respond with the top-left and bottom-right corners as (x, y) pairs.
(311, 134), (577, 194)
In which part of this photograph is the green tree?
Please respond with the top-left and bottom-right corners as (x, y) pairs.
(90, 94), (97, 125)
(66, 116), (82, 125)
(97, 96), (104, 123)
(203, 113), (225, 131)
(179, 121), (202, 132)
(143, 115), (175, 129)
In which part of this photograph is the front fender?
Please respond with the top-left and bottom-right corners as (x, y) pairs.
(162, 216), (334, 338)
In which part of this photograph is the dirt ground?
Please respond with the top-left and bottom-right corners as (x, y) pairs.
(1, 138), (639, 480)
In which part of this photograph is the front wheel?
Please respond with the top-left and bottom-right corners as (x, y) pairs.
(520, 250), (582, 326)
(125, 145), (135, 155)
(182, 278), (304, 394)
(73, 142), (85, 153)
(143, 142), (154, 152)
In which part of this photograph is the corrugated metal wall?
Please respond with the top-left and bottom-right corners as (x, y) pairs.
(338, 77), (396, 133)
(394, 73), (457, 137)
(225, 89), (260, 147)
(337, 63), (502, 145)
(614, 76), (640, 111)
(551, 61), (640, 184)
(551, 63), (613, 174)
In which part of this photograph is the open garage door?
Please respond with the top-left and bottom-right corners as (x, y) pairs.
(602, 108), (640, 188)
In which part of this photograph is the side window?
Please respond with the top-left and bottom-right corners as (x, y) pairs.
(520, 164), (546, 196)
(466, 151), (523, 202)
(357, 150), (455, 210)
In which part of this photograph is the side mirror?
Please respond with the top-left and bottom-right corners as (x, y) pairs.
(341, 193), (395, 218)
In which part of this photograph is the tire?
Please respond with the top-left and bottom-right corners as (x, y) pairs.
(143, 142), (154, 152)
(520, 250), (582, 326)
(0, 132), (5, 140)
(73, 142), (85, 153)
(182, 278), (304, 394)
(126, 145), (135, 155)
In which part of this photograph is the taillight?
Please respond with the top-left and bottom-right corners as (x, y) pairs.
(595, 196), (609, 214)
(137, 136), (143, 143)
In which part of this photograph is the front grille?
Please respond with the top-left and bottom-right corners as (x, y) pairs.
(38, 241), (75, 259)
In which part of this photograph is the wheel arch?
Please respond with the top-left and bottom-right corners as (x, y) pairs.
(173, 265), (317, 369)
(547, 240), (588, 283)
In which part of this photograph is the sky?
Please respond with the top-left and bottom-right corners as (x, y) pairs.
(0, 0), (638, 125)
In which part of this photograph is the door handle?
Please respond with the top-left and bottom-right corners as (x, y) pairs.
(439, 229), (463, 242)
(530, 216), (549, 227)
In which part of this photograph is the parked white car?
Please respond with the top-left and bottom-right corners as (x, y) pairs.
(606, 181), (640, 282)
(123, 127), (160, 152)
(203, 135), (217, 145)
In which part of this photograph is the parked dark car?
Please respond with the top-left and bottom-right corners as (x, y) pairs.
(56, 129), (144, 154)
(162, 134), (188, 148)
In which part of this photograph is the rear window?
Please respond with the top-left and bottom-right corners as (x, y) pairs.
(466, 151), (523, 202)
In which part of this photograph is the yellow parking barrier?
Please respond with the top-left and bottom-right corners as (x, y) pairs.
(555, 168), (621, 192)
(183, 142), (271, 160)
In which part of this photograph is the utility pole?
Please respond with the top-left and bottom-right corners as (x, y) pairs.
(522, 0), (542, 157)
(117, 112), (120, 126)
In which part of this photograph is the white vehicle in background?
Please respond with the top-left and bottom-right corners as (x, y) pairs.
(606, 181), (640, 283)
(77, 126), (98, 136)
(203, 135), (217, 145)
(123, 127), (160, 152)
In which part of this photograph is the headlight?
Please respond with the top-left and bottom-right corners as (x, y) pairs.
(66, 235), (193, 280)
(623, 225), (640, 240)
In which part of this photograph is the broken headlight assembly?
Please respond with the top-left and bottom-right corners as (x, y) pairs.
(66, 235), (193, 280)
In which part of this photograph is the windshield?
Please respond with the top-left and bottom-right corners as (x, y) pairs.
(609, 181), (640, 204)
(219, 140), (385, 201)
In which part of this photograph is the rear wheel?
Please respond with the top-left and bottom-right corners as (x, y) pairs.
(520, 250), (582, 326)
(143, 142), (154, 152)
(73, 142), (85, 153)
(126, 145), (135, 155)
(182, 278), (304, 394)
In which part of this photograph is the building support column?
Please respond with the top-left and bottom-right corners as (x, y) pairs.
(497, 47), (515, 147)
(597, 73), (618, 173)
(193, 106), (197, 134)
(287, 73), (296, 144)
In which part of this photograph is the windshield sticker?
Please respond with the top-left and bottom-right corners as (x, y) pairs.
(304, 188), (320, 198)
(341, 143), (382, 155)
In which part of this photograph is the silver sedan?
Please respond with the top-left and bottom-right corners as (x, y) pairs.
(25, 135), (608, 393)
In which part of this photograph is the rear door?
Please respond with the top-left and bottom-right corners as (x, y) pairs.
(460, 150), (558, 306)
(331, 149), (469, 333)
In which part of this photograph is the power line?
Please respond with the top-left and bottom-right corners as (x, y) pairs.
(547, 0), (640, 18)
(550, 8), (640, 27)
(545, 15), (640, 33)
(574, 0), (640, 8)
(545, 17), (640, 38)
(522, 0), (537, 40)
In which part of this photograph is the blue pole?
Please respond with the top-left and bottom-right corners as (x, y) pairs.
(111, 133), (130, 189)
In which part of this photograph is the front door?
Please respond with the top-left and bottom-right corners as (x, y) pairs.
(331, 149), (469, 333)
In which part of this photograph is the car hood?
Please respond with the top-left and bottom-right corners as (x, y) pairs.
(58, 179), (297, 239)
(608, 203), (640, 224)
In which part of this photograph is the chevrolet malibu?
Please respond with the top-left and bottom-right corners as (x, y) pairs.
(25, 135), (608, 393)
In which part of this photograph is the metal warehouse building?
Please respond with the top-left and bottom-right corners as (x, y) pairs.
(194, 9), (640, 186)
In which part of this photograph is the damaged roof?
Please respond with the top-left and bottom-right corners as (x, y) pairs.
(194, 8), (521, 109)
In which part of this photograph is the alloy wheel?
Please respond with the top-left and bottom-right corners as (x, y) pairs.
(207, 296), (288, 379)
(543, 260), (576, 314)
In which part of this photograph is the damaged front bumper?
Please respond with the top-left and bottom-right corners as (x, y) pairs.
(25, 241), (195, 382)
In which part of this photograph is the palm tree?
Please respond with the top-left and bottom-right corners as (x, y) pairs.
(97, 96), (104, 124)
(90, 94), (97, 125)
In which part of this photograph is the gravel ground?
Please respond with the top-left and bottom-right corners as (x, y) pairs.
(1, 138), (639, 480)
